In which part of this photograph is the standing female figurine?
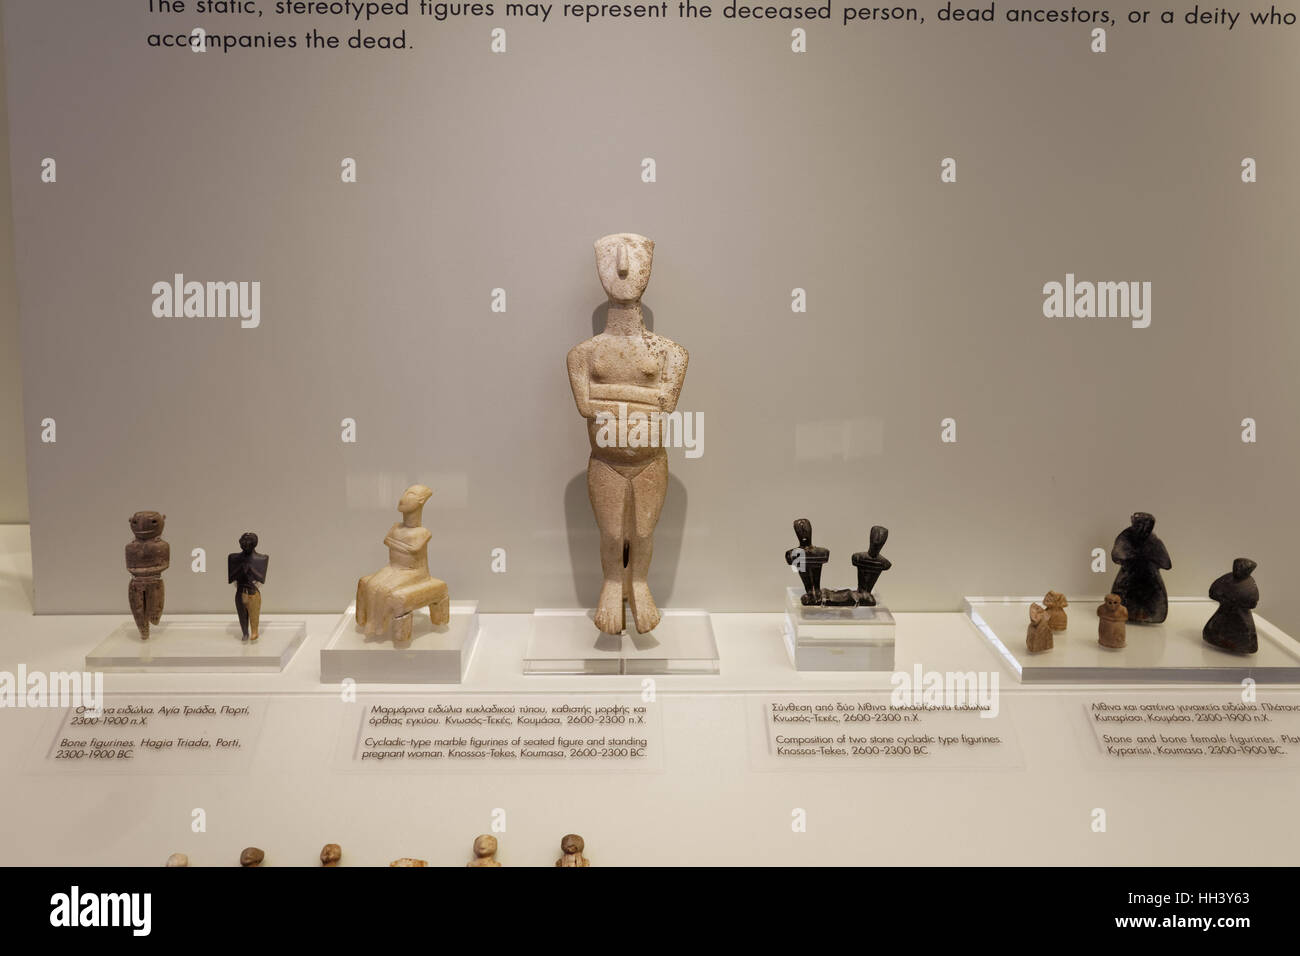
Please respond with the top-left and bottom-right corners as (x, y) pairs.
(567, 234), (688, 635)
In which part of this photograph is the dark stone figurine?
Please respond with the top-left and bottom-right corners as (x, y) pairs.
(228, 532), (269, 642)
(786, 519), (890, 607)
(1202, 559), (1259, 654)
(785, 518), (830, 604)
(1110, 512), (1172, 624)
(125, 511), (169, 639)
(851, 527), (892, 605)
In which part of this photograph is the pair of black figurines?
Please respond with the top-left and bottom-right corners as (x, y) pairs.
(1110, 511), (1260, 654)
(125, 511), (268, 642)
(784, 519), (891, 608)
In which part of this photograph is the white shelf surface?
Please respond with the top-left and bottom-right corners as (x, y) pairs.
(3, 526), (1300, 867)
(966, 596), (1300, 683)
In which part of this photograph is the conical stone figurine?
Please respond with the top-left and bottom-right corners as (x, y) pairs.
(1097, 593), (1128, 648)
(1110, 512), (1172, 624)
(567, 233), (688, 636)
(125, 511), (169, 639)
(1202, 558), (1259, 654)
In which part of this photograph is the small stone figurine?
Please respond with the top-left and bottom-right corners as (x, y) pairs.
(228, 532), (269, 642)
(851, 526), (893, 603)
(239, 847), (264, 867)
(165, 853), (189, 868)
(467, 835), (501, 867)
(390, 857), (427, 867)
(1026, 603), (1053, 652)
(1097, 593), (1128, 648)
(1043, 591), (1068, 631)
(125, 511), (170, 639)
(320, 843), (342, 867)
(785, 518), (830, 603)
(556, 834), (590, 867)
(1110, 512), (1172, 624)
(1203, 558), (1260, 654)
(355, 484), (450, 643)
(785, 520), (891, 607)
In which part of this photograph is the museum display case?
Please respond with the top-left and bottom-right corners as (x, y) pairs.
(1, 1), (1298, 897)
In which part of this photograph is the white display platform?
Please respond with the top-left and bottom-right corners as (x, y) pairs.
(7, 528), (1300, 867)
(526, 608), (718, 674)
(320, 601), (480, 684)
(85, 619), (307, 672)
(782, 587), (895, 671)
(965, 596), (1300, 683)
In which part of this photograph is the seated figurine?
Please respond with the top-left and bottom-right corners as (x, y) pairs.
(356, 484), (450, 643)
(556, 833), (590, 868)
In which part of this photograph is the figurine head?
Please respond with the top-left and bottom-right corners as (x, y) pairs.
(792, 518), (812, 548)
(868, 525), (888, 555)
(239, 531), (258, 553)
(129, 511), (165, 539)
(1232, 558), (1257, 580)
(1044, 590), (1067, 609)
(398, 484), (433, 515)
(1029, 602), (1047, 625)
(560, 833), (584, 856)
(1129, 512), (1155, 539)
(595, 233), (654, 304)
(1103, 593), (1123, 611)
(320, 843), (342, 866)
(472, 834), (497, 859)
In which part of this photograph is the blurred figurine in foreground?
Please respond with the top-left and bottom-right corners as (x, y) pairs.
(556, 833), (590, 867)
(467, 835), (501, 867)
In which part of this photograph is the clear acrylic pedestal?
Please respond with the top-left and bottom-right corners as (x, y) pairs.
(525, 608), (719, 675)
(86, 619), (307, 672)
(320, 601), (480, 684)
(965, 595), (1300, 683)
(782, 587), (896, 671)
